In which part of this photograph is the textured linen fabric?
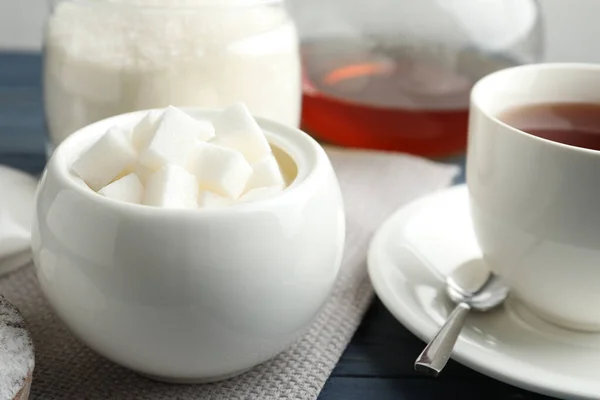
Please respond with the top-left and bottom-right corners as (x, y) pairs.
(0, 148), (458, 399)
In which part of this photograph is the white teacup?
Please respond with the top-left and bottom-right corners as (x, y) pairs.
(32, 108), (345, 382)
(468, 63), (600, 331)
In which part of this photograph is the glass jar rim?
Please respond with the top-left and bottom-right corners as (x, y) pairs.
(60, 0), (284, 10)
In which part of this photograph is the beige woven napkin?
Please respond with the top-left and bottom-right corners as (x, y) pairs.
(0, 148), (458, 400)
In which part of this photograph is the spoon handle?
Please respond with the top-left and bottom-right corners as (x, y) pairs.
(414, 302), (471, 376)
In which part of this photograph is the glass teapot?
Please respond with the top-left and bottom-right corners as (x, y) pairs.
(289, 0), (544, 157)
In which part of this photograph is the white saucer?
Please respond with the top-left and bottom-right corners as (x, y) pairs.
(368, 184), (600, 400)
(0, 165), (37, 276)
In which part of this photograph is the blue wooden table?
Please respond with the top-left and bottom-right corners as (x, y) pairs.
(0, 53), (554, 400)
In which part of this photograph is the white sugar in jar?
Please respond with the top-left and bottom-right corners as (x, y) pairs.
(44, 0), (301, 149)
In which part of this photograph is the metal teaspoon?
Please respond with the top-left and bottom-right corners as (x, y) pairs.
(414, 260), (510, 376)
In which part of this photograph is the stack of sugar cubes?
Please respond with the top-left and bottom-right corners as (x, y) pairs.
(71, 103), (286, 209)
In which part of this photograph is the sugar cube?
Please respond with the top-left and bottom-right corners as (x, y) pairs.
(198, 190), (234, 209)
(193, 142), (252, 199)
(131, 109), (163, 150)
(72, 126), (137, 191)
(245, 155), (285, 192)
(133, 163), (154, 185)
(112, 161), (153, 185)
(143, 164), (198, 209)
(192, 117), (215, 142)
(240, 186), (283, 203)
(139, 106), (215, 170)
(212, 103), (271, 164)
(98, 173), (144, 204)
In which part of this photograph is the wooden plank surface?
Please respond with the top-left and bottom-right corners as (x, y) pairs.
(0, 52), (555, 400)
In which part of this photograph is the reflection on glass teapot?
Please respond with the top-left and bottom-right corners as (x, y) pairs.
(290, 0), (544, 157)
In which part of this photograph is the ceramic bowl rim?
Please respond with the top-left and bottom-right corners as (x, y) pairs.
(47, 107), (327, 218)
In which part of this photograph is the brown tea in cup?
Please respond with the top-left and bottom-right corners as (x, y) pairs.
(498, 102), (600, 151)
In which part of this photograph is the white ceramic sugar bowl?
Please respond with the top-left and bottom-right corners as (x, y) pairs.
(31, 109), (345, 382)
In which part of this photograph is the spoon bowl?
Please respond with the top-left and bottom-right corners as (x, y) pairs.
(447, 274), (510, 312)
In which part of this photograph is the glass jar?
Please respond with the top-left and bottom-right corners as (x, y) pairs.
(289, 0), (544, 157)
(44, 0), (301, 149)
